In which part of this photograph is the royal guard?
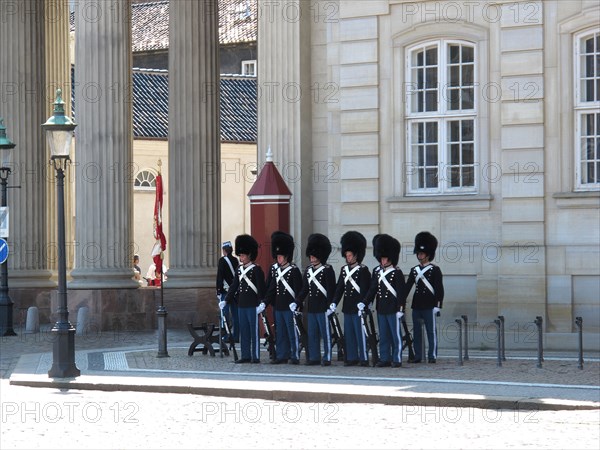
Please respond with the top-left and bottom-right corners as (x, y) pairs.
(365, 234), (406, 367)
(332, 231), (371, 366)
(405, 231), (444, 364)
(220, 234), (266, 363)
(263, 231), (303, 364)
(297, 233), (337, 366)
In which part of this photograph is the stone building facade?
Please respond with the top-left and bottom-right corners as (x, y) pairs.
(1, 0), (598, 349)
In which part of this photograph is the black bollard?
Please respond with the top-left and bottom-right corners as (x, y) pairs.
(456, 318), (463, 366)
(534, 316), (543, 368)
(461, 314), (469, 361)
(494, 319), (502, 367)
(498, 315), (506, 361)
(575, 316), (583, 370)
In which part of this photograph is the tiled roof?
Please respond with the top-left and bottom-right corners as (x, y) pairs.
(70, 0), (257, 50)
(72, 67), (257, 143)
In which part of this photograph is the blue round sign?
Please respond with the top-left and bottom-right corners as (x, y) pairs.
(0, 238), (8, 265)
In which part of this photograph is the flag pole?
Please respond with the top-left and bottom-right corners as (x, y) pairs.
(155, 159), (169, 358)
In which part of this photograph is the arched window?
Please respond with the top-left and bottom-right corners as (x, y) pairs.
(574, 29), (600, 190)
(405, 40), (477, 194)
(134, 169), (157, 190)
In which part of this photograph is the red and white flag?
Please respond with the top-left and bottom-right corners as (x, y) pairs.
(152, 170), (167, 270)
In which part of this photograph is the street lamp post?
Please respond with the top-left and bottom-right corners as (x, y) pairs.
(42, 89), (80, 378)
(0, 118), (16, 337)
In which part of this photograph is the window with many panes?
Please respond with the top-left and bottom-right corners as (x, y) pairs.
(406, 40), (477, 194)
(134, 169), (157, 191)
(575, 30), (600, 190)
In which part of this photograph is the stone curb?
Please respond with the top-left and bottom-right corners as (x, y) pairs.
(9, 373), (600, 412)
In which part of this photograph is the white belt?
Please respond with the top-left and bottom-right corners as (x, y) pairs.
(277, 266), (296, 298)
(344, 265), (361, 294)
(239, 264), (257, 294)
(308, 265), (327, 297)
(415, 265), (434, 295)
(378, 266), (397, 298)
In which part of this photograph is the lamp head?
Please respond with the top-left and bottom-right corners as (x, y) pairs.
(41, 89), (77, 160)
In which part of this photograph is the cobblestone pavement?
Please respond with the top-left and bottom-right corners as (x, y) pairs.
(2, 380), (599, 450)
(2, 325), (599, 407)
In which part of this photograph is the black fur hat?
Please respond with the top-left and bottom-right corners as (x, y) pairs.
(271, 231), (295, 261)
(235, 234), (258, 261)
(340, 231), (367, 263)
(374, 234), (401, 267)
(305, 233), (332, 264)
(413, 231), (438, 261)
(372, 234), (382, 259)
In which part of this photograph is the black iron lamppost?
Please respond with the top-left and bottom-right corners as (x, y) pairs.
(42, 89), (80, 378)
(0, 118), (16, 336)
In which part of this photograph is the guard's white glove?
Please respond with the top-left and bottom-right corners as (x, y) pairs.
(357, 302), (365, 311)
(256, 302), (266, 314)
(218, 301), (226, 310)
(433, 306), (441, 316)
(329, 303), (336, 312)
(289, 302), (297, 312)
(396, 311), (404, 319)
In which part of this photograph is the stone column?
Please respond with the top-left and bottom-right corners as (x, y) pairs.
(69, 0), (138, 289)
(257, 0), (313, 251)
(167, 0), (221, 287)
(44, 0), (74, 273)
(0, 0), (53, 287)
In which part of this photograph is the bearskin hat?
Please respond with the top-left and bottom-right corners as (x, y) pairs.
(372, 234), (382, 259)
(413, 231), (438, 261)
(340, 231), (367, 263)
(271, 231), (295, 261)
(235, 234), (258, 261)
(305, 233), (332, 264)
(374, 234), (401, 267)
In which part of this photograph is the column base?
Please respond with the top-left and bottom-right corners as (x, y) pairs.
(69, 268), (140, 289)
(7, 269), (55, 288)
(162, 267), (216, 288)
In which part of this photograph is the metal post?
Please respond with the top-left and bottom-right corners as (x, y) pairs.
(455, 318), (463, 366)
(534, 316), (543, 368)
(494, 319), (502, 367)
(498, 315), (506, 361)
(0, 171), (16, 336)
(575, 316), (583, 370)
(157, 270), (169, 358)
(461, 314), (469, 361)
(48, 161), (80, 378)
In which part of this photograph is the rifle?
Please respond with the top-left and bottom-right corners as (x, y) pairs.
(260, 311), (276, 360)
(400, 316), (416, 362)
(222, 312), (238, 362)
(293, 311), (309, 360)
(328, 312), (346, 361)
(360, 309), (379, 366)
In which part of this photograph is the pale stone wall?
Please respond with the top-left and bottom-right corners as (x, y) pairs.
(132, 140), (255, 280)
(307, 0), (599, 346)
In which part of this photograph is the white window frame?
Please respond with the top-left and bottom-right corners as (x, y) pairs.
(134, 169), (158, 191)
(574, 29), (600, 191)
(405, 39), (478, 195)
(241, 60), (256, 77)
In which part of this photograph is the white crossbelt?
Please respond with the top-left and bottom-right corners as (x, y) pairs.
(277, 265), (296, 298)
(415, 264), (435, 295)
(308, 265), (327, 297)
(239, 263), (257, 294)
(344, 265), (361, 293)
(378, 266), (397, 298)
(224, 257), (235, 291)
